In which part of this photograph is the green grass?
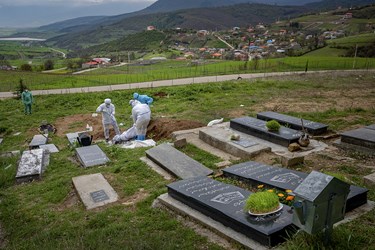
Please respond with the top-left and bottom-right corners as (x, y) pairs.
(1, 57), (375, 92)
(0, 73), (374, 249)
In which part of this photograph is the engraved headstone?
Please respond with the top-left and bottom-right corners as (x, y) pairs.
(167, 176), (294, 247)
(75, 145), (109, 168)
(257, 111), (328, 135)
(72, 173), (118, 209)
(341, 128), (375, 149)
(145, 143), (213, 179)
(29, 134), (48, 149)
(16, 149), (45, 183)
(39, 144), (59, 153)
(223, 161), (368, 212)
(230, 117), (301, 147)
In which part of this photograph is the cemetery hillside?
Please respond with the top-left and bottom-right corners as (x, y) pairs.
(0, 0), (375, 249)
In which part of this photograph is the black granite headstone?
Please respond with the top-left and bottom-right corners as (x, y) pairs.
(341, 128), (375, 149)
(75, 145), (110, 168)
(257, 111), (328, 135)
(230, 117), (301, 147)
(223, 161), (368, 212)
(145, 143), (213, 179)
(167, 176), (295, 247)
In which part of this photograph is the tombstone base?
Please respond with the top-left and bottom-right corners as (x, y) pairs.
(154, 193), (269, 250)
(334, 139), (375, 156)
(280, 155), (305, 167)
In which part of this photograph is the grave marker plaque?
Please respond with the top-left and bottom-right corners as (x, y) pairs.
(257, 111), (328, 135)
(167, 176), (294, 247)
(341, 128), (375, 149)
(39, 144), (59, 153)
(146, 143), (213, 179)
(75, 145), (109, 168)
(223, 161), (368, 212)
(29, 134), (48, 149)
(230, 117), (301, 147)
(16, 149), (45, 182)
(72, 173), (118, 210)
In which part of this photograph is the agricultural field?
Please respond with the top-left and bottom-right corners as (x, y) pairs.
(0, 71), (374, 249)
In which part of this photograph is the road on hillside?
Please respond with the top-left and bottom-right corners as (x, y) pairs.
(0, 70), (372, 99)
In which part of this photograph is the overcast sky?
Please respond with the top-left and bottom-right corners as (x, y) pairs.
(0, 0), (157, 28)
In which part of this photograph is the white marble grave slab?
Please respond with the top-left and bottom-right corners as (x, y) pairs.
(16, 149), (45, 182)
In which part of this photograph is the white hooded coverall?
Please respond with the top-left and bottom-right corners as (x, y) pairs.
(96, 100), (120, 140)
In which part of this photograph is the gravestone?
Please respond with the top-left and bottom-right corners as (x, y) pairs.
(66, 131), (87, 145)
(75, 145), (109, 168)
(167, 176), (295, 247)
(341, 127), (375, 149)
(257, 111), (328, 135)
(366, 124), (375, 130)
(16, 149), (45, 183)
(223, 161), (368, 212)
(39, 144), (59, 153)
(230, 117), (301, 147)
(29, 134), (48, 149)
(72, 173), (118, 210)
(145, 143), (213, 179)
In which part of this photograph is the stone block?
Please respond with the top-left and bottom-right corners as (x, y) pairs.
(280, 155), (304, 167)
(174, 138), (187, 148)
(363, 172), (375, 187)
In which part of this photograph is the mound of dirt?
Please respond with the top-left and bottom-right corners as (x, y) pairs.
(147, 118), (205, 141)
(54, 114), (205, 141)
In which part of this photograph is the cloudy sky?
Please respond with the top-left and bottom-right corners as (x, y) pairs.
(0, 0), (157, 28)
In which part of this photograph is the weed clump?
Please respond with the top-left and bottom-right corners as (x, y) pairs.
(244, 191), (279, 214)
(266, 120), (281, 131)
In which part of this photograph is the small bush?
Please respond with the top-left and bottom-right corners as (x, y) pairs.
(244, 191), (279, 214)
(266, 120), (281, 131)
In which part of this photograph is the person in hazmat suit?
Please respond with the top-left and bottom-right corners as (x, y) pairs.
(96, 98), (121, 142)
(133, 92), (153, 105)
(112, 100), (151, 143)
(21, 88), (33, 114)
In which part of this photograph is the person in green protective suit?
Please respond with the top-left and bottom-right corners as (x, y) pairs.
(21, 89), (33, 114)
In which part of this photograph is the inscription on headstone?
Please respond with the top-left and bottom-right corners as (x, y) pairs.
(146, 143), (213, 179)
(223, 161), (368, 212)
(90, 189), (110, 203)
(16, 149), (45, 182)
(257, 111), (328, 135)
(230, 117), (301, 147)
(168, 176), (294, 247)
(75, 145), (109, 168)
(29, 134), (48, 148)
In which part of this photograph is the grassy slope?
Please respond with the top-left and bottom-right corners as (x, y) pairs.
(0, 72), (375, 249)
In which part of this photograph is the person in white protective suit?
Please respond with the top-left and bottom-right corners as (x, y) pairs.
(112, 100), (151, 143)
(96, 98), (121, 142)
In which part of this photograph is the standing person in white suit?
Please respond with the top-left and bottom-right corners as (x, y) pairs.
(96, 98), (121, 142)
(113, 100), (151, 143)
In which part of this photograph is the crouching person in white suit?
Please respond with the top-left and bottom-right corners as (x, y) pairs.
(113, 100), (151, 143)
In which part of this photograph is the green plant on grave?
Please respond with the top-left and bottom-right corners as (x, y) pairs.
(244, 191), (280, 214)
(266, 120), (281, 131)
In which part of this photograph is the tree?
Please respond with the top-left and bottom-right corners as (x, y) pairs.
(44, 60), (54, 71)
(20, 64), (32, 71)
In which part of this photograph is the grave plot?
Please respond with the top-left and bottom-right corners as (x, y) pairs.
(198, 127), (271, 159)
(145, 143), (213, 179)
(256, 111), (328, 135)
(72, 173), (118, 210)
(29, 134), (48, 149)
(222, 161), (368, 212)
(230, 117), (301, 147)
(16, 149), (47, 183)
(340, 126), (375, 150)
(75, 145), (109, 168)
(167, 176), (295, 247)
